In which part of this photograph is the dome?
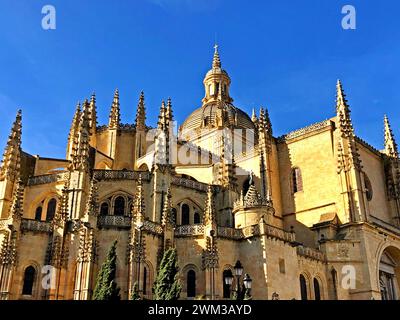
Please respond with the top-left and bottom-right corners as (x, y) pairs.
(180, 45), (255, 135)
(180, 101), (255, 134)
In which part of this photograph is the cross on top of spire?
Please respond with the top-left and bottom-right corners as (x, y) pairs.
(212, 43), (221, 69)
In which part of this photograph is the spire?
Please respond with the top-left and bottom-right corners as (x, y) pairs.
(157, 100), (167, 131)
(203, 185), (216, 226)
(251, 108), (258, 123)
(108, 89), (120, 129)
(89, 92), (97, 134)
(166, 97), (174, 131)
(70, 100), (90, 171)
(384, 115), (398, 158)
(132, 174), (145, 224)
(0, 110), (22, 181)
(54, 180), (69, 227)
(85, 178), (99, 217)
(336, 79), (354, 138)
(9, 177), (24, 220)
(212, 44), (221, 69)
(264, 107), (273, 136)
(67, 102), (81, 159)
(161, 187), (174, 228)
(135, 91), (146, 130)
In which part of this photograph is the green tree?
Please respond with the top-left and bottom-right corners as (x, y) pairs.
(153, 248), (181, 300)
(93, 240), (121, 300)
(130, 282), (141, 300)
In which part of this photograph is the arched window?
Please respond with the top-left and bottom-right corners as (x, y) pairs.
(194, 211), (201, 224)
(292, 168), (303, 193)
(100, 202), (109, 215)
(22, 266), (36, 295)
(34, 206), (42, 221)
(143, 267), (147, 295)
(172, 208), (177, 224)
(187, 270), (196, 298)
(313, 278), (321, 300)
(114, 196), (125, 216)
(223, 270), (233, 299)
(46, 198), (57, 221)
(331, 268), (338, 300)
(182, 204), (190, 225)
(300, 275), (308, 300)
(364, 174), (373, 201)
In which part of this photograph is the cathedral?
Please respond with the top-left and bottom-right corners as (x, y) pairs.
(1, 46), (400, 300)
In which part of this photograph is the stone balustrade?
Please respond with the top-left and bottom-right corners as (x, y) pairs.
(93, 170), (150, 181)
(97, 215), (131, 229)
(296, 246), (327, 262)
(217, 226), (243, 240)
(20, 219), (53, 233)
(142, 220), (163, 235)
(171, 176), (208, 192)
(27, 172), (69, 186)
(175, 224), (205, 237)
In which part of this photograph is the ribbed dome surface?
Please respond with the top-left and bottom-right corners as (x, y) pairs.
(180, 102), (255, 133)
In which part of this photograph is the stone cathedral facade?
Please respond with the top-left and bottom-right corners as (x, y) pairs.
(1, 47), (400, 300)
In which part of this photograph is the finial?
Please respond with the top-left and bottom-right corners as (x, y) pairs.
(212, 44), (221, 69)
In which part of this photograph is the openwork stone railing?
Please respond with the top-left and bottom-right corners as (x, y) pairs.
(171, 177), (208, 192)
(97, 215), (131, 229)
(21, 219), (53, 233)
(276, 120), (332, 143)
(262, 224), (295, 243)
(217, 227), (243, 240)
(175, 224), (205, 237)
(142, 220), (163, 235)
(93, 170), (150, 181)
(296, 246), (327, 262)
(218, 223), (295, 242)
(27, 172), (69, 186)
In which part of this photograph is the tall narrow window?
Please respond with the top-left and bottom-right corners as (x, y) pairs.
(172, 208), (177, 224)
(34, 206), (42, 221)
(300, 275), (308, 300)
(364, 174), (373, 201)
(46, 198), (57, 221)
(194, 211), (201, 224)
(143, 267), (147, 295)
(313, 278), (321, 300)
(100, 202), (109, 215)
(187, 270), (196, 298)
(22, 266), (36, 295)
(223, 270), (233, 299)
(182, 204), (190, 225)
(114, 196), (125, 216)
(331, 269), (338, 300)
(292, 168), (303, 193)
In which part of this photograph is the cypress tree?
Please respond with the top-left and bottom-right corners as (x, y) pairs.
(130, 282), (141, 300)
(153, 248), (181, 300)
(93, 240), (121, 300)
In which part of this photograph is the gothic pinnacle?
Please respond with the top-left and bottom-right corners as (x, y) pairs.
(384, 115), (398, 158)
(135, 91), (146, 130)
(0, 110), (22, 180)
(89, 92), (97, 133)
(336, 80), (354, 138)
(161, 187), (174, 227)
(108, 89), (121, 129)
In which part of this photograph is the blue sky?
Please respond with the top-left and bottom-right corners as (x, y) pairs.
(0, 0), (399, 159)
